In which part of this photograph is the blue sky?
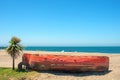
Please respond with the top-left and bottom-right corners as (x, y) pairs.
(0, 0), (120, 46)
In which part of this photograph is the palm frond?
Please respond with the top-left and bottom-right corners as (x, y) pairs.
(6, 37), (23, 58)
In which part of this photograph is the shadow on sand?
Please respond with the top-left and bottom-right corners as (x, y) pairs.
(36, 70), (112, 77)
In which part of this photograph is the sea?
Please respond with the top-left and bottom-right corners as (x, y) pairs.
(24, 46), (120, 54)
(1, 46), (120, 54)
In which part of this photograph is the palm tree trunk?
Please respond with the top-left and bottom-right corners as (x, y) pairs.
(13, 56), (15, 70)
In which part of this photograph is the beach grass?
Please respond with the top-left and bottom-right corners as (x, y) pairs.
(0, 67), (38, 80)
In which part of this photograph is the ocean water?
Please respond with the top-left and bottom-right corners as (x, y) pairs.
(23, 46), (120, 53)
(1, 46), (120, 53)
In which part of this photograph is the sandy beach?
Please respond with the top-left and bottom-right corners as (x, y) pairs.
(0, 50), (120, 80)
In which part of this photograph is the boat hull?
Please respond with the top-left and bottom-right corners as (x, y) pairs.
(22, 53), (109, 71)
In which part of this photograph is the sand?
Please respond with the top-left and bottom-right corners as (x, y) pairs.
(0, 50), (120, 80)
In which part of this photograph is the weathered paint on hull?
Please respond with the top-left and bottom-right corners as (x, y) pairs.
(22, 53), (109, 71)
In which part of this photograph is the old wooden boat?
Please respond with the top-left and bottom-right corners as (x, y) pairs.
(18, 53), (109, 72)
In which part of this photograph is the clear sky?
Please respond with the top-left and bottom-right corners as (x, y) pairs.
(0, 0), (120, 46)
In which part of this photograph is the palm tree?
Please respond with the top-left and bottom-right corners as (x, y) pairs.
(6, 37), (23, 70)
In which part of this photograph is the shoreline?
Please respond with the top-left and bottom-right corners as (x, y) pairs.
(1, 50), (120, 59)
(0, 49), (120, 55)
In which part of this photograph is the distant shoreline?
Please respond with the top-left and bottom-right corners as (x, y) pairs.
(0, 50), (120, 55)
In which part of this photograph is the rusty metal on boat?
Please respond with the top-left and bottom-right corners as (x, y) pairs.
(18, 53), (109, 72)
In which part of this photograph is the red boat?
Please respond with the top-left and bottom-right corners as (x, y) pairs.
(19, 53), (109, 72)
